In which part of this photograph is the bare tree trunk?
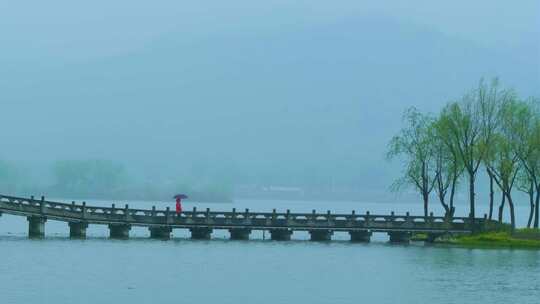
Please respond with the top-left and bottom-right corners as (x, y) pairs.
(527, 186), (534, 228)
(436, 175), (450, 217)
(535, 186), (540, 228)
(441, 201), (450, 217)
(449, 173), (458, 219)
(437, 191), (450, 217)
(488, 171), (494, 220)
(506, 192), (516, 230)
(423, 192), (429, 217)
(498, 193), (506, 223)
(469, 174), (476, 224)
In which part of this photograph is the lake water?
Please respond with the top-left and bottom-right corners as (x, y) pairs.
(1, 199), (539, 304)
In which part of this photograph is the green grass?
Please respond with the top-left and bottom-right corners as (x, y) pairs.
(447, 230), (540, 249)
(410, 233), (429, 241)
(512, 228), (540, 240)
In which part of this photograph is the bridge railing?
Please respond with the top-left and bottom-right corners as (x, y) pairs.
(0, 194), (499, 232)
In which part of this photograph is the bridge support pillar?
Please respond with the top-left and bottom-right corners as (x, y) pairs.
(349, 230), (372, 242)
(69, 222), (88, 239)
(109, 224), (131, 239)
(229, 228), (251, 240)
(388, 231), (411, 243)
(269, 229), (293, 241)
(149, 226), (172, 240)
(309, 229), (333, 241)
(190, 227), (212, 240)
(27, 216), (46, 239)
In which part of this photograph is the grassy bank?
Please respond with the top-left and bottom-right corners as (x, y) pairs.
(441, 229), (540, 249)
(411, 233), (429, 241)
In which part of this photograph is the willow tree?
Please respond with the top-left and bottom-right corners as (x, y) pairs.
(438, 79), (509, 221)
(513, 98), (540, 228)
(432, 118), (463, 218)
(517, 170), (535, 228)
(486, 164), (498, 220)
(485, 99), (523, 229)
(387, 107), (436, 217)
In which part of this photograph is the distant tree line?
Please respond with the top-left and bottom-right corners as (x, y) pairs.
(388, 78), (540, 229)
(0, 159), (232, 202)
(50, 160), (126, 198)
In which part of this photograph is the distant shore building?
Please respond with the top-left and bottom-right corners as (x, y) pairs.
(262, 186), (305, 197)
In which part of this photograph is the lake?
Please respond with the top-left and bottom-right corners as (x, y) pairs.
(1, 199), (539, 304)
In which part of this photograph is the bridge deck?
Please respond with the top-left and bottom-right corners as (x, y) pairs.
(0, 195), (498, 236)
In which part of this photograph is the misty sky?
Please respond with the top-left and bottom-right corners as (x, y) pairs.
(1, 1), (539, 191)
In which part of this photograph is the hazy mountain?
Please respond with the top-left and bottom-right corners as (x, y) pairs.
(1, 10), (538, 200)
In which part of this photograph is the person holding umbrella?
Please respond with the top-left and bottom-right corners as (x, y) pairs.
(173, 194), (188, 216)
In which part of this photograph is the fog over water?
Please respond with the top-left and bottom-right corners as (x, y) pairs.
(1, 1), (539, 204)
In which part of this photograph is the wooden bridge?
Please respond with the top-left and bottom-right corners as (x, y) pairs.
(0, 195), (499, 242)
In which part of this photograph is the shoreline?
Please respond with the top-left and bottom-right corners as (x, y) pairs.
(413, 229), (540, 249)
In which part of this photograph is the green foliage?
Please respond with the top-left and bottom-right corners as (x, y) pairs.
(432, 116), (465, 215)
(387, 107), (436, 196)
(436, 79), (511, 219)
(484, 100), (521, 189)
(389, 77), (540, 227)
(512, 98), (540, 228)
(410, 233), (429, 241)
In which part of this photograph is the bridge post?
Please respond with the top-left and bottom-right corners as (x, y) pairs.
(388, 231), (411, 243)
(309, 229), (333, 241)
(349, 210), (356, 227)
(82, 202), (87, 219)
(124, 204), (129, 221)
(190, 227), (212, 240)
(365, 211), (371, 226)
(108, 224), (131, 239)
(327, 210), (332, 225)
(40, 196), (45, 215)
(206, 208), (211, 224)
(149, 226), (172, 240)
(229, 228), (251, 240)
(349, 230), (372, 242)
(166, 207), (171, 224)
(269, 229), (293, 241)
(69, 221), (88, 239)
(27, 216), (46, 239)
